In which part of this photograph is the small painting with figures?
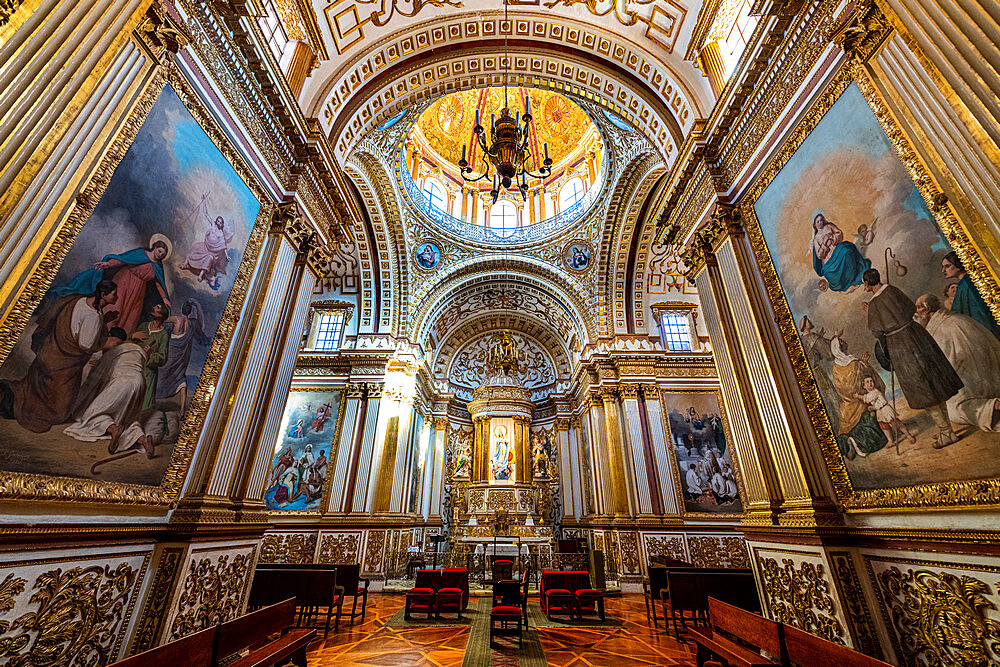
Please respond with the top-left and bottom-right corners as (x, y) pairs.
(663, 391), (742, 515)
(564, 242), (592, 271)
(752, 81), (1000, 495)
(265, 390), (341, 512)
(415, 241), (441, 270)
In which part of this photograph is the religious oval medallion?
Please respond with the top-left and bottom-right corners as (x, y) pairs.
(415, 240), (442, 270)
(563, 241), (593, 271)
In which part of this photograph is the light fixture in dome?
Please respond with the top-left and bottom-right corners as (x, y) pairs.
(457, 0), (552, 204)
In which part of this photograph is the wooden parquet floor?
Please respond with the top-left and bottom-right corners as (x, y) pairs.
(305, 593), (698, 667)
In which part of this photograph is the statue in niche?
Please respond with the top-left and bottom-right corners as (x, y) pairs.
(454, 432), (472, 478)
(533, 432), (552, 478)
(491, 425), (514, 481)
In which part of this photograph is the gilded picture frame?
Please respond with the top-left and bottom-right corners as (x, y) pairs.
(0, 62), (271, 506)
(265, 386), (347, 517)
(660, 388), (747, 520)
(743, 61), (1000, 511)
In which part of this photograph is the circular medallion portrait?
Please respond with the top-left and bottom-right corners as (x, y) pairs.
(415, 241), (442, 270)
(564, 241), (593, 271)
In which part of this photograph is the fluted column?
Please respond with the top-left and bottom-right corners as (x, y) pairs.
(430, 417), (448, 518)
(473, 415), (490, 482)
(471, 189), (479, 225)
(513, 416), (531, 483)
(600, 388), (630, 516)
(282, 39), (315, 97)
(539, 186), (547, 219)
(620, 384), (652, 515)
(461, 186), (470, 222)
(410, 148), (420, 179)
(700, 40), (727, 98)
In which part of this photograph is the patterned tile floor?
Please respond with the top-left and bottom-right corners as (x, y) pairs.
(305, 594), (697, 667)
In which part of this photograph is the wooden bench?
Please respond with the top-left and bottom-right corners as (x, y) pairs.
(784, 624), (893, 667)
(689, 598), (783, 667)
(110, 626), (217, 667)
(218, 598), (316, 667)
(665, 568), (758, 638)
(250, 568), (342, 635)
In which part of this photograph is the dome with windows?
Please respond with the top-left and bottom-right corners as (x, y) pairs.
(401, 88), (604, 244)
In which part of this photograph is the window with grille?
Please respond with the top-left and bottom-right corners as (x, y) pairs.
(660, 313), (692, 352)
(422, 178), (446, 214)
(559, 177), (586, 212)
(490, 201), (518, 236)
(314, 311), (346, 351)
(258, 1), (289, 62)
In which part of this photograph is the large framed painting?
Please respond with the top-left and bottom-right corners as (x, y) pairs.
(747, 66), (1000, 510)
(265, 389), (344, 513)
(0, 68), (268, 504)
(662, 390), (744, 517)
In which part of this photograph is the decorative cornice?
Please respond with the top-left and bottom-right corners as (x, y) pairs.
(829, 0), (892, 63)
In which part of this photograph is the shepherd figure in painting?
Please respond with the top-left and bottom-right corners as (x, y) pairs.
(810, 211), (871, 292)
(156, 299), (209, 413)
(181, 201), (235, 289)
(862, 268), (963, 449)
(52, 237), (172, 335)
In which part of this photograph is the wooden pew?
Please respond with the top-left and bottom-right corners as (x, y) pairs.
(109, 626), (216, 667)
(665, 568), (758, 638)
(250, 568), (342, 635)
(784, 624), (893, 667)
(216, 598), (316, 667)
(689, 598), (783, 667)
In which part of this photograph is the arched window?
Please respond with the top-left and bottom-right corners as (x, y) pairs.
(559, 177), (586, 212)
(489, 201), (518, 237)
(422, 178), (446, 215)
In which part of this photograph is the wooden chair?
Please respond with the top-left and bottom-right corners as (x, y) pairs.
(519, 564), (531, 626)
(492, 558), (514, 582)
(490, 580), (523, 648)
(689, 598), (783, 667)
(109, 627), (216, 667)
(643, 565), (669, 627)
(293, 569), (342, 636)
(331, 563), (370, 625)
(784, 624), (893, 667)
(215, 598), (315, 667)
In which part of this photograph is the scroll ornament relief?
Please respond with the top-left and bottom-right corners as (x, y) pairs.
(168, 552), (253, 641)
(0, 563), (138, 665)
(319, 534), (361, 564)
(688, 536), (750, 568)
(260, 533), (317, 564)
(759, 557), (845, 644)
(877, 566), (1000, 665)
(645, 535), (686, 563)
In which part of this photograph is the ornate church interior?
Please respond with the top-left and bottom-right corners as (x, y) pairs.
(1, 0), (998, 665)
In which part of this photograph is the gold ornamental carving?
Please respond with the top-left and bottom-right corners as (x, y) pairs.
(875, 565), (1000, 665)
(168, 552), (253, 641)
(319, 534), (361, 564)
(259, 533), (317, 564)
(645, 535), (686, 563)
(617, 531), (641, 575)
(364, 530), (386, 573)
(129, 548), (184, 655)
(487, 490), (516, 512)
(829, 0), (892, 63)
(0, 563), (140, 665)
(830, 552), (884, 660)
(759, 557), (845, 645)
(687, 536), (750, 569)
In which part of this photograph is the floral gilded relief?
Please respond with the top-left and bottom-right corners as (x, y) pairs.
(318, 533), (361, 564)
(0, 559), (143, 666)
(259, 533), (317, 564)
(759, 556), (845, 644)
(643, 534), (687, 563)
(687, 535), (750, 568)
(168, 549), (254, 641)
(871, 559), (1000, 666)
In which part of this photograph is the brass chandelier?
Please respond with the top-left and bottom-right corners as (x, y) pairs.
(457, 0), (552, 204)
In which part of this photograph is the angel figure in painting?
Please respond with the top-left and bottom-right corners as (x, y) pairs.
(181, 200), (235, 289)
(810, 211), (871, 293)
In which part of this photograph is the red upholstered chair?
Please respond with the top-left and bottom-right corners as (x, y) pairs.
(491, 580), (523, 647)
(440, 568), (470, 610)
(575, 588), (605, 620)
(405, 569), (441, 620)
(539, 570), (566, 614)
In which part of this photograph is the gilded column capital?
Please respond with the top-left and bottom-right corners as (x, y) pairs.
(618, 384), (640, 399)
(346, 382), (366, 399)
(598, 387), (619, 403)
(434, 417), (449, 430)
(137, 4), (190, 57)
(830, 0), (892, 63)
(641, 384), (660, 399)
(555, 418), (570, 431)
(365, 382), (383, 399)
(588, 394), (603, 409)
(570, 416), (582, 429)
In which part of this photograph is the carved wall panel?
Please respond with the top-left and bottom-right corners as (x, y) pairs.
(0, 550), (150, 665)
(448, 331), (557, 390)
(318, 532), (362, 564)
(259, 533), (318, 564)
(866, 554), (1000, 666)
(830, 551), (884, 660)
(687, 535), (750, 569)
(642, 532), (688, 564)
(129, 547), (184, 655)
(363, 530), (387, 574)
(756, 549), (847, 646)
(617, 531), (641, 576)
(166, 543), (256, 642)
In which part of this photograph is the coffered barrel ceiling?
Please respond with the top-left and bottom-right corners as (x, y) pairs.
(301, 0), (716, 166)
